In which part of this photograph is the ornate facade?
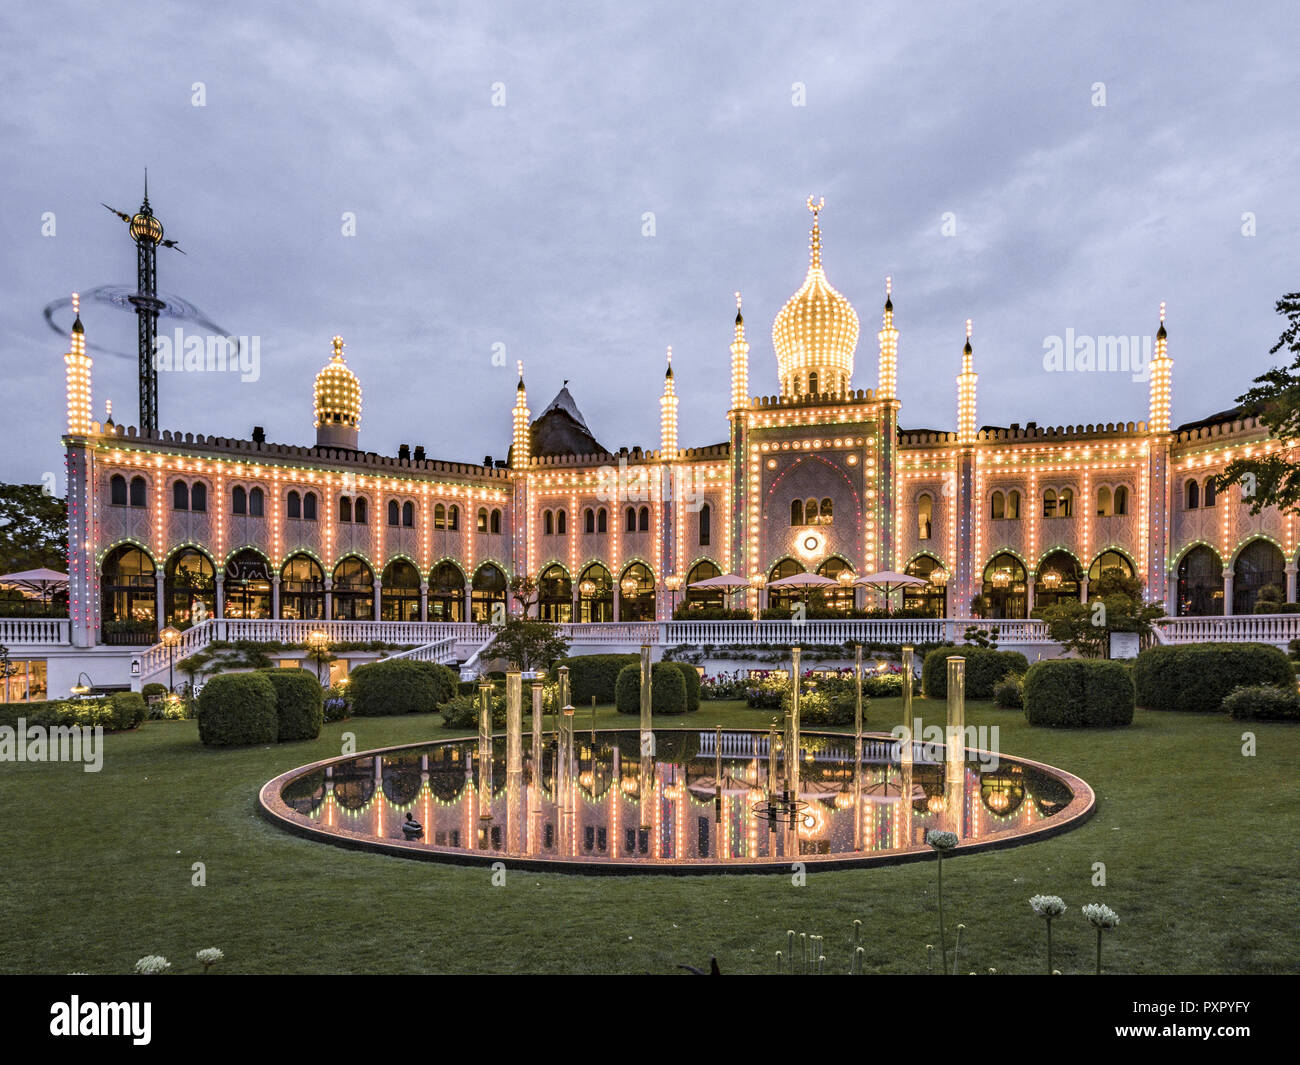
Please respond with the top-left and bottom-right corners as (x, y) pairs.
(60, 199), (1294, 649)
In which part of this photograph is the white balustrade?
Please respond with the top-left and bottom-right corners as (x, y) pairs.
(1153, 613), (1300, 648)
(0, 617), (70, 646)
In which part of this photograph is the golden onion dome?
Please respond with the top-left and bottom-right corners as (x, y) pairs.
(314, 335), (362, 429)
(772, 196), (859, 397)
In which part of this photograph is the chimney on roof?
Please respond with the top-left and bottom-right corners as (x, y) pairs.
(398, 443), (410, 461)
(252, 426), (265, 444)
(484, 455), (493, 467)
(413, 445), (425, 462)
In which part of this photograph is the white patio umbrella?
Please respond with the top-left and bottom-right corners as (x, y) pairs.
(686, 572), (752, 611)
(0, 567), (68, 601)
(853, 570), (927, 613)
(766, 572), (839, 589)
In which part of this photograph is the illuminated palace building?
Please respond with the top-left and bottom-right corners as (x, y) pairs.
(60, 197), (1292, 655)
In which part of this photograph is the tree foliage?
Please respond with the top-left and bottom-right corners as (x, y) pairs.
(484, 617), (570, 672)
(0, 483), (67, 572)
(1037, 571), (1164, 658)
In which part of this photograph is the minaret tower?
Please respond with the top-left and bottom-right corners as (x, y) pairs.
(102, 174), (180, 436)
(62, 294), (97, 648)
(1147, 303), (1173, 605)
(511, 362), (532, 605)
(877, 277), (898, 401)
(957, 319), (978, 446)
(659, 346), (678, 460)
(955, 320), (979, 614)
(876, 278), (900, 570)
(728, 293), (752, 590)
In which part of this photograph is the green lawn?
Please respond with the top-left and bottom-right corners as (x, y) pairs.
(2, 697), (1296, 975)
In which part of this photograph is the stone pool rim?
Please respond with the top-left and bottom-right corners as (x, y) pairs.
(257, 728), (1097, 876)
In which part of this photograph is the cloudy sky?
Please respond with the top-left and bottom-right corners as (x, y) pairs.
(1, 0), (1296, 484)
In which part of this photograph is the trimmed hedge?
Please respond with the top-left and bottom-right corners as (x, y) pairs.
(412, 661), (459, 706)
(348, 659), (440, 716)
(262, 669), (324, 741)
(559, 654), (639, 705)
(1222, 684), (1300, 721)
(0, 693), (147, 732)
(923, 647), (1029, 699)
(614, 662), (688, 715)
(197, 672), (278, 746)
(1023, 659), (1134, 728)
(666, 661), (701, 712)
(1133, 642), (1295, 713)
(441, 690), (507, 729)
(993, 673), (1024, 709)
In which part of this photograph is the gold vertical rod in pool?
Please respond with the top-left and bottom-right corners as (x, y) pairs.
(789, 646), (801, 804)
(506, 671), (522, 777)
(853, 643), (863, 744)
(714, 725), (723, 814)
(477, 680), (494, 822)
(557, 665), (570, 733)
(638, 644), (652, 749)
(901, 645), (914, 768)
(945, 655), (966, 835)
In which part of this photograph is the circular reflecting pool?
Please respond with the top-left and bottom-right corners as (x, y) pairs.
(259, 729), (1094, 873)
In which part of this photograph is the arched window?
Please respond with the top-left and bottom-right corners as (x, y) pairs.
(233, 486), (248, 515)
(470, 563), (506, 623)
(303, 492), (317, 521)
(332, 557), (374, 620)
(699, 502), (711, 546)
(626, 506), (636, 532)
(477, 507), (488, 533)
(618, 563), (655, 621)
(1233, 540), (1286, 615)
(805, 498), (819, 524)
(820, 498), (833, 523)
(683, 560), (723, 613)
(430, 561), (466, 622)
(339, 496), (353, 523)
(790, 499), (804, 526)
(354, 497), (367, 524)
(172, 481), (189, 511)
(1186, 479), (1199, 509)
(1096, 486), (1112, 517)
(903, 554), (948, 617)
(808, 371), (819, 394)
(991, 491), (1005, 520)
(129, 475), (147, 508)
(490, 509), (501, 534)
(100, 545), (156, 640)
(1176, 546), (1223, 616)
(191, 483), (206, 512)
(554, 509), (564, 535)
(1088, 550), (1134, 591)
(1042, 488), (1057, 519)
(222, 550), (272, 620)
(1203, 478), (1216, 508)
(164, 548), (215, 629)
(280, 555), (325, 620)
(544, 510), (554, 536)
(287, 490), (301, 519)
(597, 507), (607, 533)
(816, 557), (853, 613)
(539, 564), (573, 622)
(577, 563), (613, 622)
(1007, 490), (1020, 520)
(766, 558), (805, 615)
(1035, 550), (1082, 609)
(381, 559), (422, 621)
(110, 475), (127, 506)
(980, 554), (1028, 619)
(584, 508), (595, 534)
(637, 506), (649, 532)
(402, 501), (415, 528)
(446, 504), (456, 530)
(249, 487), (264, 517)
(1057, 488), (1073, 518)
(388, 500), (400, 526)
(1114, 485), (1128, 515)
(917, 494), (933, 540)
(434, 503), (447, 530)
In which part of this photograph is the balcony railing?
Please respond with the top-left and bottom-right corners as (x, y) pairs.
(1151, 613), (1300, 647)
(0, 617), (70, 645)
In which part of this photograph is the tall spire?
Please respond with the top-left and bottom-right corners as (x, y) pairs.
(1149, 302), (1172, 433)
(806, 195), (824, 271)
(877, 276), (898, 400)
(64, 292), (93, 436)
(730, 291), (749, 411)
(512, 359), (531, 465)
(660, 346), (678, 460)
(957, 318), (978, 446)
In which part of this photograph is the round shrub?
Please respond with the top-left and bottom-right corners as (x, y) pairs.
(923, 647), (1030, 699)
(1134, 643), (1294, 713)
(558, 654), (639, 705)
(1222, 684), (1300, 721)
(107, 691), (148, 731)
(197, 672), (278, 746)
(141, 682), (168, 700)
(441, 689), (507, 729)
(262, 668), (324, 741)
(1023, 659), (1134, 728)
(614, 662), (688, 715)
(992, 673), (1024, 709)
(412, 661), (459, 705)
(666, 661), (701, 712)
(348, 659), (441, 716)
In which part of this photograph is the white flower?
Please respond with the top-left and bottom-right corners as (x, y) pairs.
(1030, 894), (1067, 918)
(1082, 903), (1119, 929)
(134, 954), (171, 975)
(926, 829), (959, 851)
(196, 947), (224, 968)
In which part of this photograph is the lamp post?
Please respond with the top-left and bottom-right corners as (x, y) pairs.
(307, 628), (330, 685)
(749, 573), (766, 620)
(71, 672), (94, 698)
(160, 625), (181, 693)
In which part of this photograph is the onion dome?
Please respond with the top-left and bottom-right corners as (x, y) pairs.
(772, 196), (859, 398)
(314, 335), (362, 448)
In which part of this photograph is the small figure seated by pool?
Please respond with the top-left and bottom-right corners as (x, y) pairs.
(402, 812), (423, 839)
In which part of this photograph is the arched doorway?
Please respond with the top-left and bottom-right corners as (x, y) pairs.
(164, 548), (215, 629)
(1176, 546), (1223, 616)
(381, 559), (421, 621)
(470, 563), (506, 623)
(280, 555), (325, 620)
(430, 561), (466, 622)
(981, 554), (1027, 619)
(539, 564), (573, 622)
(100, 545), (156, 643)
(223, 549), (273, 619)
(683, 560), (723, 612)
(903, 554), (948, 617)
(1087, 550), (1134, 591)
(618, 562), (656, 621)
(1233, 540), (1285, 615)
(1035, 551), (1082, 610)
(816, 557), (855, 614)
(578, 563), (614, 622)
(332, 557), (375, 620)
(767, 558), (805, 614)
